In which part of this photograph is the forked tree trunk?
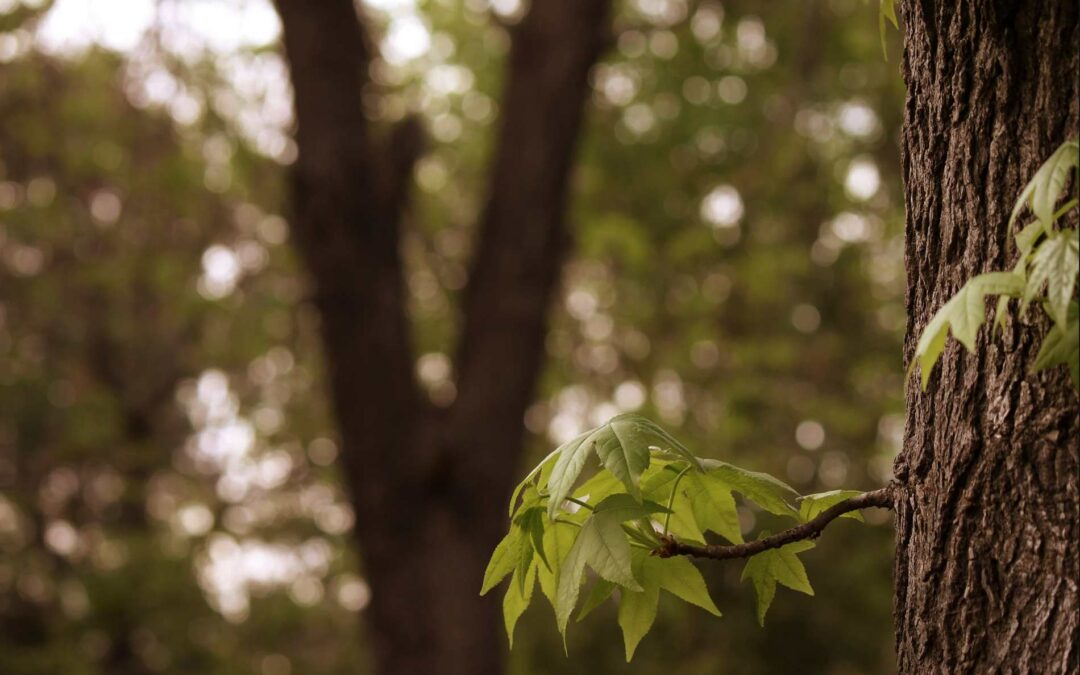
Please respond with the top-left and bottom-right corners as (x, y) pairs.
(273, 1), (610, 673)
(896, 1), (1079, 672)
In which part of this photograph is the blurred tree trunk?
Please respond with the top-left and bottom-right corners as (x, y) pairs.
(272, 1), (609, 673)
(896, 1), (1079, 672)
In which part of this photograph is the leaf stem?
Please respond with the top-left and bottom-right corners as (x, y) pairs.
(663, 464), (692, 536)
(565, 496), (594, 512)
(1052, 198), (1078, 222)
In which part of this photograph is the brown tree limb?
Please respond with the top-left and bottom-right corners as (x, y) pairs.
(449, 0), (611, 487)
(655, 485), (896, 560)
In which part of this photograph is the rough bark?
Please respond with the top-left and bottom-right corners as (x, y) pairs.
(273, 1), (610, 673)
(896, 1), (1079, 673)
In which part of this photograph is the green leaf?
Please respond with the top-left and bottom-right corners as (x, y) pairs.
(640, 465), (705, 542)
(555, 510), (641, 637)
(644, 555), (721, 617)
(1033, 140), (1079, 228)
(546, 415), (707, 520)
(878, 0), (897, 59)
(481, 526), (523, 596)
(913, 272), (1025, 388)
(1032, 301), (1079, 387)
(503, 560), (537, 647)
(616, 554), (721, 660)
(1015, 220), (1045, 256)
(740, 540), (815, 626)
(618, 575), (659, 661)
(1024, 229), (1079, 326)
(700, 459), (800, 517)
(596, 415), (655, 501)
(592, 493), (669, 522)
(515, 507), (550, 571)
(576, 578), (616, 621)
(538, 520), (578, 612)
(546, 428), (605, 520)
(571, 468), (625, 505)
(682, 471), (743, 544)
(508, 447), (560, 517)
(1010, 140), (1079, 230)
(798, 490), (865, 522)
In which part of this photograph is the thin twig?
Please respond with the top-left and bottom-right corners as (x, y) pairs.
(654, 485), (895, 561)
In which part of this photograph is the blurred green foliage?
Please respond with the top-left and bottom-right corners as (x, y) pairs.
(0, 0), (904, 673)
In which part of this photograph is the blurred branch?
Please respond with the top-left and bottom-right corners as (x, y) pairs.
(448, 0), (611, 484)
(656, 486), (896, 560)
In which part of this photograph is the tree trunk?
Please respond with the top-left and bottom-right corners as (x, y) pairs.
(896, 1), (1079, 672)
(272, 1), (610, 673)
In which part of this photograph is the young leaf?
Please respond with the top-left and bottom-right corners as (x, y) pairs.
(618, 576), (659, 661)
(481, 526), (524, 596)
(508, 446), (561, 517)
(537, 520), (578, 612)
(681, 471), (744, 544)
(740, 540), (815, 626)
(515, 507), (550, 571)
(640, 465), (706, 542)
(878, 0), (897, 59)
(546, 428), (605, 520)
(571, 467), (625, 506)
(700, 459), (800, 518)
(798, 490), (865, 522)
(576, 578), (616, 621)
(1023, 229), (1079, 326)
(643, 555), (721, 617)
(503, 560), (537, 647)
(1015, 220), (1045, 256)
(1010, 140), (1080, 230)
(596, 415), (655, 501)
(1032, 140), (1079, 228)
(592, 493), (669, 522)
(1032, 301), (1079, 387)
(555, 510), (641, 637)
(616, 553), (721, 661)
(913, 271), (1025, 387)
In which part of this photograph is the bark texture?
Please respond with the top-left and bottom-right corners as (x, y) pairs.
(272, 1), (610, 673)
(896, 1), (1079, 672)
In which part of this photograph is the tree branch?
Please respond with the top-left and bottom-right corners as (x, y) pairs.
(655, 485), (896, 560)
(446, 0), (611, 485)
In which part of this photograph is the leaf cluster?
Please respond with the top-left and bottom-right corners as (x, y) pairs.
(482, 414), (874, 660)
(912, 140), (1080, 389)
